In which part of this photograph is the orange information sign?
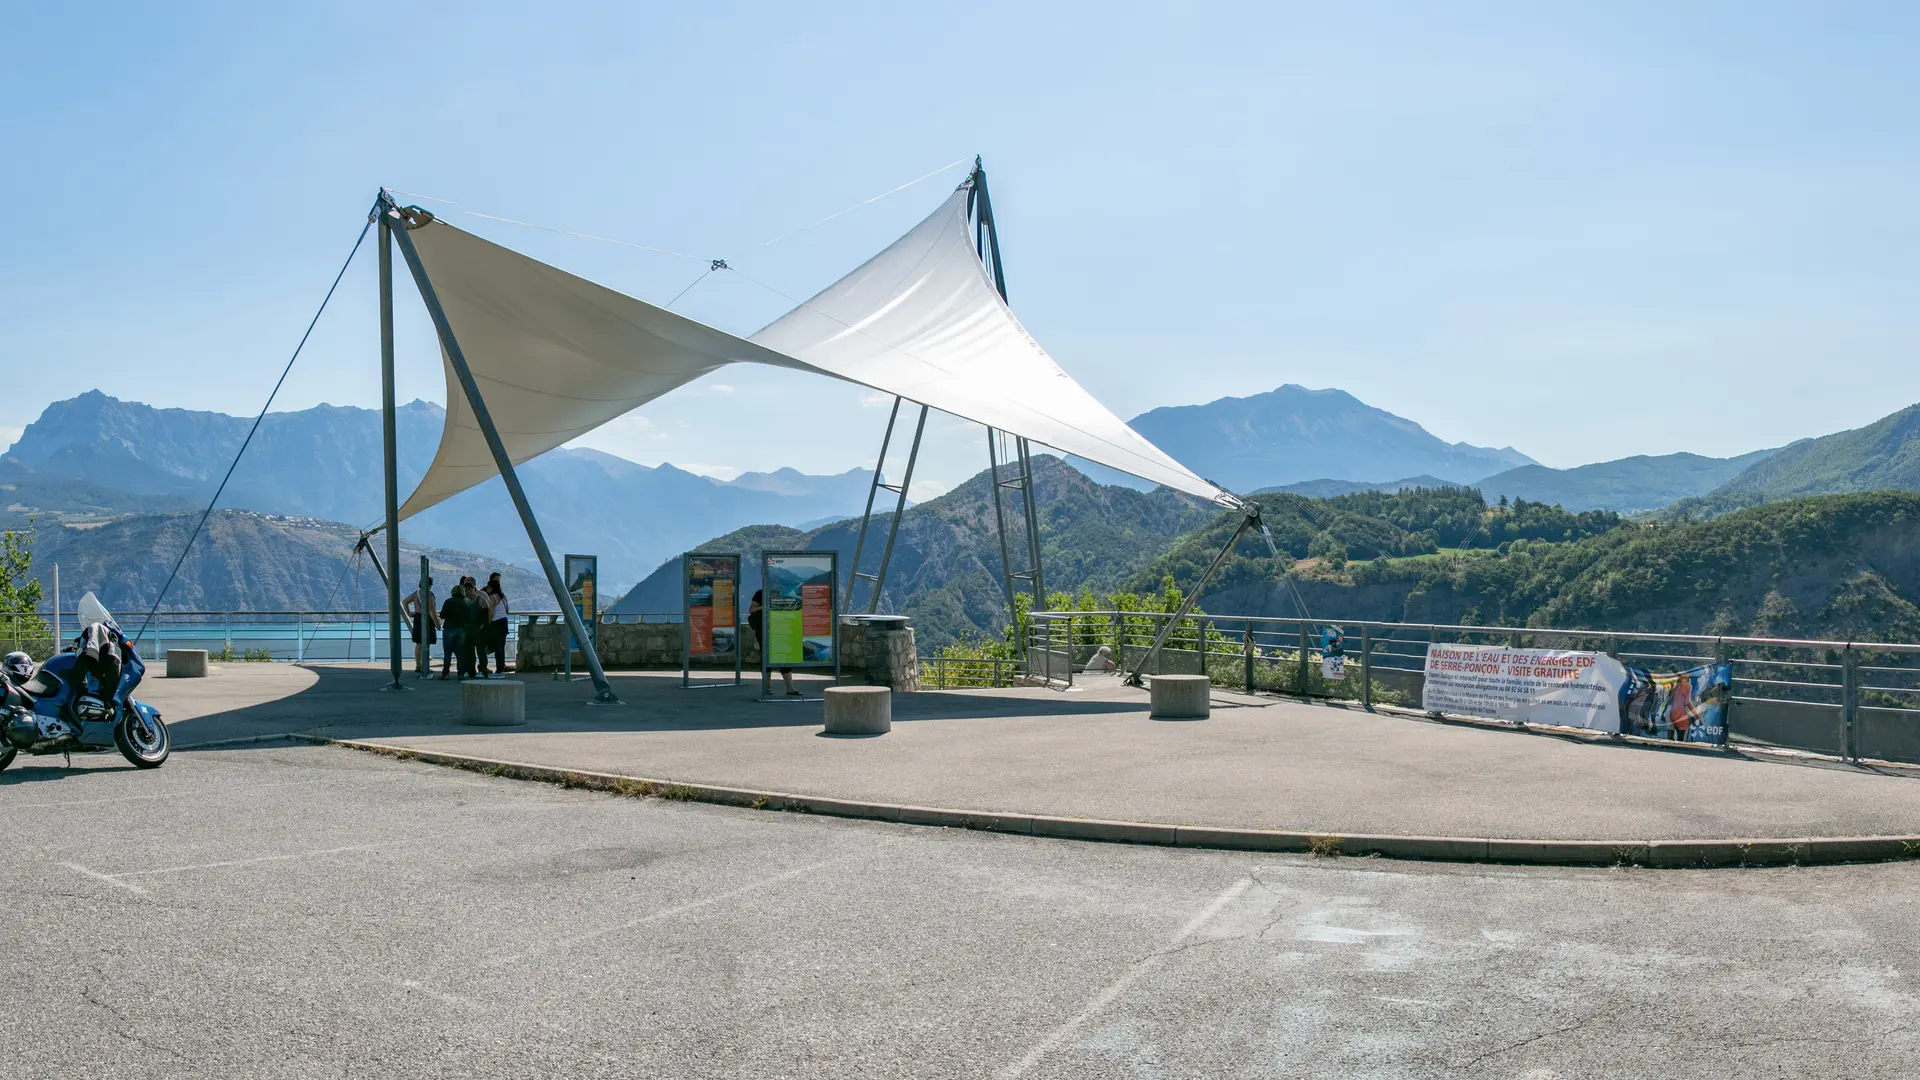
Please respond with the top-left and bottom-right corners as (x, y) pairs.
(685, 554), (740, 658)
(801, 583), (832, 636)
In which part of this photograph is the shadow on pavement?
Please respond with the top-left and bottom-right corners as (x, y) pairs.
(160, 665), (1154, 751)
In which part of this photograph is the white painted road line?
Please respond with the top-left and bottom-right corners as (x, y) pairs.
(115, 841), (409, 879)
(10, 776), (330, 811)
(998, 876), (1254, 1079)
(57, 862), (150, 896)
(485, 855), (851, 967)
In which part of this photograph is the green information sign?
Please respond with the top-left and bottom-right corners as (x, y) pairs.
(759, 550), (839, 700)
(768, 606), (806, 666)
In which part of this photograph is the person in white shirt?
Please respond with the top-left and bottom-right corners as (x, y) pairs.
(483, 573), (511, 678)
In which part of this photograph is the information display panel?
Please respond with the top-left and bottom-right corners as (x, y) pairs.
(682, 552), (742, 687)
(561, 554), (597, 682)
(759, 551), (839, 699)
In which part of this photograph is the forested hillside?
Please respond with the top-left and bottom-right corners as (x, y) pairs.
(24, 511), (547, 613)
(1663, 404), (1920, 520)
(613, 456), (1213, 646)
(1143, 492), (1920, 643)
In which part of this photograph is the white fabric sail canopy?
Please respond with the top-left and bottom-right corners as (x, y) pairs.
(750, 188), (1232, 506)
(393, 181), (1233, 521)
(395, 220), (813, 520)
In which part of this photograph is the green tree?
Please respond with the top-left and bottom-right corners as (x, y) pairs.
(1, 523), (51, 658)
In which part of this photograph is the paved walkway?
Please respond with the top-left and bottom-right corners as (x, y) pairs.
(135, 662), (1920, 845)
(17, 743), (1919, 1078)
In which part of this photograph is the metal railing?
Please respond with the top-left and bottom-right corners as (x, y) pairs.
(1026, 610), (1920, 764)
(2, 610), (552, 665)
(918, 656), (1022, 690)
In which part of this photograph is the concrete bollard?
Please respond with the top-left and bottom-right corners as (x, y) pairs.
(1149, 674), (1211, 719)
(166, 649), (209, 678)
(823, 685), (891, 735)
(462, 679), (526, 726)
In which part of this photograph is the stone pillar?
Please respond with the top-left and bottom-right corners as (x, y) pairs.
(1149, 674), (1211, 719)
(462, 679), (526, 726)
(166, 649), (209, 678)
(824, 686), (891, 735)
(881, 628), (920, 692)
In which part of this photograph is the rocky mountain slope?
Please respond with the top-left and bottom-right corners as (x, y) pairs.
(1124, 384), (1533, 493)
(612, 456), (1214, 647)
(5, 392), (875, 587)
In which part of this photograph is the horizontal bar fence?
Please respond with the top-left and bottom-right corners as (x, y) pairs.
(1025, 610), (1920, 765)
(3, 609), (688, 665)
(918, 656), (1022, 690)
(8, 606), (1916, 763)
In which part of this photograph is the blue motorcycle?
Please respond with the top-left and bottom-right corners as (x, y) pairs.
(1, 606), (169, 772)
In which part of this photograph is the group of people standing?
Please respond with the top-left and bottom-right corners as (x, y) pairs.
(402, 572), (510, 680)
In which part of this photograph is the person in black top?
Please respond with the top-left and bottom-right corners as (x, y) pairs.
(747, 589), (799, 696)
(439, 581), (470, 680)
(465, 581), (493, 677)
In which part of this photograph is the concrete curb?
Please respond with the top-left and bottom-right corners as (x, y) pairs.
(297, 735), (1920, 869)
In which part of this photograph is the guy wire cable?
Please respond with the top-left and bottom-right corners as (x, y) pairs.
(132, 217), (373, 646)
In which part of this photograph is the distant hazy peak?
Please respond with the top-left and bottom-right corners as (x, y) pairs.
(1125, 383), (1535, 492)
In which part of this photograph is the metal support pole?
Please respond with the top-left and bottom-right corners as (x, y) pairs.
(868, 404), (926, 614)
(1016, 436), (1045, 609)
(1066, 614), (1075, 687)
(378, 213), (405, 690)
(383, 199), (618, 703)
(987, 429), (1017, 608)
(1243, 624), (1255, 693)
(1360, 624), (1373, 710)
(416, 555), (430, 676)
(972, 159), (1046, 620)
(1297, 621), (1310, 696)
(1840, 645), (1857, 762)
(1715, 636), (1733, 740)
(1125, 510), (1259, 686)
(360, 538), (390, 595)
(844, 397), (901, 611)
(846, 398), (928, 614)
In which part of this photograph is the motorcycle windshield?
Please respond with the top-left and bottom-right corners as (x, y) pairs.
(77, 592), (116, 629)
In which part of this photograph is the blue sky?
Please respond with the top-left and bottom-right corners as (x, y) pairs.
(4, 2), (1917, 494)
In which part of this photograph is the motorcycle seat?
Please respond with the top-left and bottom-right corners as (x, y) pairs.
(18, 670), (61, 700)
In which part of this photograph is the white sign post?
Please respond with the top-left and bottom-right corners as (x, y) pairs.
(1422, 643), (1627, 733)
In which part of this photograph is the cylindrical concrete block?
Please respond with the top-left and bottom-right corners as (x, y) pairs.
(166, 649), (209, 678)
(462, 679), (526, 726)
(1149, 674), (1211, 719)
(823, 685), (891, 735)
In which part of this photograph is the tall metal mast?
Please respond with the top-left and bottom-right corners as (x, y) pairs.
(838, 158), (1047, 626)
(970, 158), (1047, 617)
(377, 208), (404, 689)
(379, 194), (619, 704)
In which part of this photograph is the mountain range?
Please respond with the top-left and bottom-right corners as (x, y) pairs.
(24, 510), (550, 613)
(1125, 384), (1534, 493)
(1660, 404), (1920, 520)
(612, 455), (1214, 647)
(12, 385), (1920, 637)
(4, 391), (876, 588)
(1122, 385), (1786, 515)
(1472, 449), (1780, 513)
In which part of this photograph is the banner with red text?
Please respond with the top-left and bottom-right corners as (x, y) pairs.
(1422, 644), (1630, 732)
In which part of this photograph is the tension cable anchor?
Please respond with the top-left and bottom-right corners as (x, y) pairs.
(709, 258), (730, 272)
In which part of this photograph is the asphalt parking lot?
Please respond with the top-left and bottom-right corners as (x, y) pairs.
(5, 744), (1919, 1079)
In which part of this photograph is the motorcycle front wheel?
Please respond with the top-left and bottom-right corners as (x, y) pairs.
(115, 711), (169, 768)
